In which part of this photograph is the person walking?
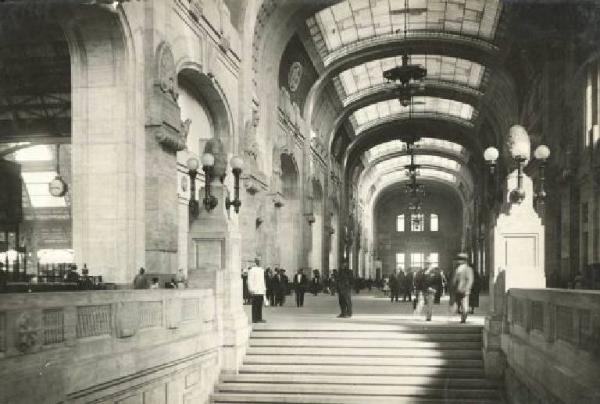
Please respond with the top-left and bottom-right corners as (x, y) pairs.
(403, 269), (413, 302)
(248, 258), (267, 323)
(311, 270), (320, 296)
(293, 268), (308, 307)
(336, 265), (353, 318)
(390, 270), (400, 303)
(265, 267), (275, 306)
(452, 253), (474, 323)
(469, 268), (481, 314)
(422, 259), (440, 321)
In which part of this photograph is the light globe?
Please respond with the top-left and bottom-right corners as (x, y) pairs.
(534, 144), (550, 161)
(230, 155), (244, 171)
(186, 156), (199, 171)
(483, 146), (499, 163)
(201, 152), (215, 167)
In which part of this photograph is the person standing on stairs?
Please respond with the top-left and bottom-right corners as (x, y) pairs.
(336, 265), (353, 318)
(248, 258), (267, 323)
(422, 258), (440, 321)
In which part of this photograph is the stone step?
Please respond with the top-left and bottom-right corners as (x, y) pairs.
(244, 355), (483, 368)
(251, 330), (482, 341)
(249, 338), (482, 349)
(211, 393), (502, 404)
(251, 324), (483, 333)
(220, 373), (500, 389)
(246, 346), (482, 359)
(214, 383), (500, 399)
(240, 364), (486, 378)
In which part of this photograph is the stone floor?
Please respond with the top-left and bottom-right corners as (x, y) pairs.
(244, 290), (488, 326)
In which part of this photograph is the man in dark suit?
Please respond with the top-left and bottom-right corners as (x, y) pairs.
(389, 270), (400, 303)
(293, 268), (308, 307)
(336, 265), (353, 318)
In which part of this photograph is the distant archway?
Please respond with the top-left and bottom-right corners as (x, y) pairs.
(278, 152), (300, 271)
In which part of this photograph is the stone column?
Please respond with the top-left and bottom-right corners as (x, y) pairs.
(69, 11), (145, 284)
(483, 129), (546, 378)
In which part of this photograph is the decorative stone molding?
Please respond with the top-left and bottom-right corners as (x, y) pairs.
(148, 42), (187, 152)
(15, 312), (38, 354)
(157, 42), (178, 102)
(204, 138), (228, 182)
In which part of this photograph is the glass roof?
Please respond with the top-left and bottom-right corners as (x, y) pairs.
(366, 138), (465, 162)
(337, 54), (484, 100)
(307, 0), (502, 59)
(15, 145), (53, 162)
(352, 97), (474, 129)
(373, 154), (460, 173)
(378, 168), (457, 186)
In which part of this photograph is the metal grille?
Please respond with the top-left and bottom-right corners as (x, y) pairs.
(531, 301), (544, 332)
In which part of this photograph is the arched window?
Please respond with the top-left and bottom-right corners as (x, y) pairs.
(430, 214), (439, 232)
(396, 214), (405, 232)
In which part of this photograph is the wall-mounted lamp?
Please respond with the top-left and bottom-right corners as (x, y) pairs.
(186, 157), (200, 218)
(533, 144), (551, 204)
(201, 152), (218, 211)
(225, 156), (243, 214)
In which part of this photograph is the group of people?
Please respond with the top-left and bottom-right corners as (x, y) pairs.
(243, 253), (478, 324)
(132, 267), (187, 290)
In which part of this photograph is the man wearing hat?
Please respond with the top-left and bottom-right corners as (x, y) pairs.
(452, 253), (474, 323)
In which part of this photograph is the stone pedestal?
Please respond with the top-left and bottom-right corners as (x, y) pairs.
(188, 183), (249, 372)
(484, 170), (545, 378)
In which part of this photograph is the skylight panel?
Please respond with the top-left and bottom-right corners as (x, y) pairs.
(309, 0), (501, 57)
(15, 145), (53, 162)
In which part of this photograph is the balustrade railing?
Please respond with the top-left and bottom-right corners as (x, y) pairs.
(506, 289), (600, 356)
(0, 289), (216, 358)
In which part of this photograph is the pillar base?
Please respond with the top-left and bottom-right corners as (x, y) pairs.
(483, 315), (506, 379)
(220, 311), (250, 372)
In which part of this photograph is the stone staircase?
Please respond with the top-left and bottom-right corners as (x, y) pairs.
(211, 322), (503, 404)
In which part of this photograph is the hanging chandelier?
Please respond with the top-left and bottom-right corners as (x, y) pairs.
(382, 0), (427, 107)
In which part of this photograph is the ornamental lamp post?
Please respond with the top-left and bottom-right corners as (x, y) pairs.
(225, 155), (244, 214)
(186, 156), (200, 219)
(201, 152), (218, 211)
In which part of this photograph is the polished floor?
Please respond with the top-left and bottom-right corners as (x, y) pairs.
(244, 290), (488, 326)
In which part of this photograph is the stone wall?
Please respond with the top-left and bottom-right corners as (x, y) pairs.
(500, 288), (600, 404)
(0, 289), (220, 404)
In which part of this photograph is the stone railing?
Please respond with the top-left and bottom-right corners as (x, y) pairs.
(0, 289), (220, 404)
(503, 289), (600, 403)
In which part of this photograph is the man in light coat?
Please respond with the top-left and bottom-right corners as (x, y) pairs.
(452, 253), (474, 323)
(248, 258), (267, 323)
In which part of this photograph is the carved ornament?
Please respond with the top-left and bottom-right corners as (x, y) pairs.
(15, 312), (38, 354)
(156, 42), (178, 102)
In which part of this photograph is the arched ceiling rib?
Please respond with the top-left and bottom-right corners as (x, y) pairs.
(366, 138), (467, 163)
(342, 115), (483, 178)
